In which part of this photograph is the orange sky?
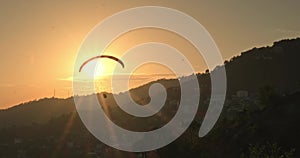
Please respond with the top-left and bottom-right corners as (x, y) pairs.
(0, 0), (300, 108)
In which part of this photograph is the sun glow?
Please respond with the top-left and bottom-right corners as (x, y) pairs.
(80, 59), (107, 78)
(94, 62), (106, 77)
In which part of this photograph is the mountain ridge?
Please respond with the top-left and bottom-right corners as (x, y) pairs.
(0, 37), (300, 129)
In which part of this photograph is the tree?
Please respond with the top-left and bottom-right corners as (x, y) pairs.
(240, 142), (295, 158)
(258, 86), (279, 110)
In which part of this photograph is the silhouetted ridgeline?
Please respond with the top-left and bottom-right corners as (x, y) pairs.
(0, 98), (75, 128)
(1, 37), (300, 129)
(225, 37), (300, 95)
(0, 38), (299, 157)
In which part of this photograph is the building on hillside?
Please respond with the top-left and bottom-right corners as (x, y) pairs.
(14, 138), (23, 144)
(236, 90), (249, 98)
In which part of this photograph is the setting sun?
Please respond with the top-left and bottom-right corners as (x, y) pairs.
(79, 57), (124, 78)
(0, 1), (300, 157)
(80, 59), (106, 78)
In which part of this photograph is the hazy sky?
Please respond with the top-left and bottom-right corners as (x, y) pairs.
(0, 0), (300, 108)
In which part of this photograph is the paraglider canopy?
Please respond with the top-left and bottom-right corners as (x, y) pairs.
(79, 55), (124, 72)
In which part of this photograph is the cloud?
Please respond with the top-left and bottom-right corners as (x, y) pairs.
(275, 28), (300, 35)
(58, 73), (179, 84)
(58, 76), (74, 81)
(58, 76), (92, 83)
(0, 83), (39, 88)
(0, 83), (14, 88)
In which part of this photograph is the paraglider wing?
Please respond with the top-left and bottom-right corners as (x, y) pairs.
(79, 55), (124, 72)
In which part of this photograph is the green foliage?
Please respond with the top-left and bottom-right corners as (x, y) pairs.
(258, 86), (278, 110)
(241, 142), (296, 158)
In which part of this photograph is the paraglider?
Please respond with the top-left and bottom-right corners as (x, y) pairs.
(103, 93), (107, 98)
(79, 55), (124, 72)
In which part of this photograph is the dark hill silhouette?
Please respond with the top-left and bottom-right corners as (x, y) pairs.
(0, 37), (300, 157)
(0, 86), (298, 157)
(0, 37), (300, 130)
(0, 98), (75, 128)
(225, 38), (300, 94)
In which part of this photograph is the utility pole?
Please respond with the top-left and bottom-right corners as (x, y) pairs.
(53, 88), (56, 98)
